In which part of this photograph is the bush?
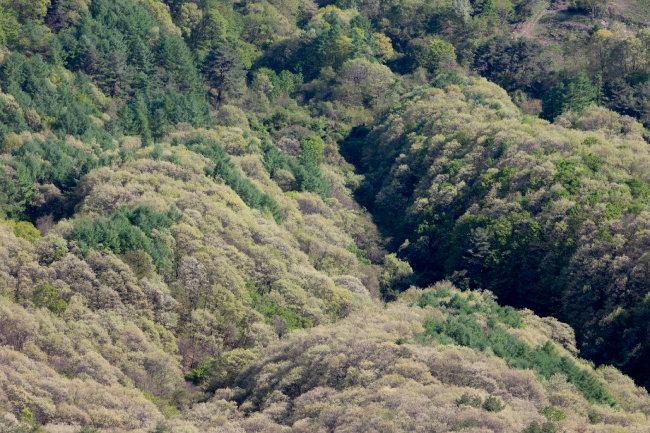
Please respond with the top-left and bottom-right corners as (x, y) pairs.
(539, 406), (565, 422)
(456, 393), (482, 407)
(482, 395), (505, 412)
(33, 284), (68, 315)
(450, 418), (480, 431)
(521, 421), (556, 433)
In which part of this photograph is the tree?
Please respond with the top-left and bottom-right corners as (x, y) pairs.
(411, 38), (456, 74)
(191, 7), (227, 50)
(452, 0), (473, 25)
(380, 254), (414, 300)
(122, 249), (154, 279)
(178, 3), (203, 38)
(45, 0), (91, 29)
(1, 0), (50, 23)
(589, 29), (613, 80)
(177, 256), (208, 308)
(541, 73), (599, 120)
(0, 6), (20, 48)
(300, 136), (325, 165)
(33, 284), (67, 315)
(203, 43), (245, 107)
(473, 37), (548, 95)
(373, 33), (394, 62)
(570, 0), (608, 19)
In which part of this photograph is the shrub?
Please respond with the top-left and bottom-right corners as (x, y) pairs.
(450, 418), (480, 431)
(539, 406), (565, 422)
(482, 395), (505, 412)
(521, 421), (556, 433)
(456, 393), (482, 408)
(587, 410), (602, 424)
(33, 284), (67, 315)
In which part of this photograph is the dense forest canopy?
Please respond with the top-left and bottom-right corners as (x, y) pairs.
(0, 0), (648, 432)
(345, 81), (650, 388)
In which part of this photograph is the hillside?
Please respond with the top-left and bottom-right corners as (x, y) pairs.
(346, 76), (650, 389)
(330, 0), (650, 126)
(0, 0), (648, 432)
(159, 284), (650, 433)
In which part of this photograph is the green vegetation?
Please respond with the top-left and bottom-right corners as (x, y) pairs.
(0, 135), (106, 220)
(455, 393), (505, 412)
(539, 406), (566, 422)
(417, 288), (615, 406)
(348, 80), (650, 389)
(32, 284), (67, 315)
(262, 140), (330, 198)
(0, 0), (648, 431)
(183, 136), (284, 222)
(248, 286), (313, 332)
(522, 421), (557, 433)
(70, 205), (181, 270)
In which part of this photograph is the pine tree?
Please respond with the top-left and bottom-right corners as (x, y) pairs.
(203, 43), (245, 107)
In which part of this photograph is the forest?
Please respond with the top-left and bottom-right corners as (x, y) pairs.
(0, 0), (648, 432)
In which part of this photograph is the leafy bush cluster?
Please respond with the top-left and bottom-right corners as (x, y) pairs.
(69, 205), (181, 270)
(182, 136), (284, 223)
(456, 392), (505, 412)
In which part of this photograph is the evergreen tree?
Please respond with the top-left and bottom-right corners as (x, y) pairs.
(203, 43), (245, 107)
(542, 73), (599, 120)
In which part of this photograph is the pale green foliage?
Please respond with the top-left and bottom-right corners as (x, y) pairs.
(452, 0), (473, 23)
(410, 38), (457, 73)
(0, 122), (378, 428)
(164, 286), (650, 432)
(178, 2), (202, 38)
(380, 253), (414, 299)
(0, 0), (51, 22)
(0, 0), (647, 430)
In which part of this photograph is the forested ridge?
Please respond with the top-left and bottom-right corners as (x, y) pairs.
(0, 0), (648, 432)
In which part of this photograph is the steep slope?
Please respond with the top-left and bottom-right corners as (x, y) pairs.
(345, 76), (650, 389)
(0, 1), (388, 429)
(0, 125), (386, 429)
(343, 0), (650, 125)
(0, 0), (649, 432)
(4, 281), (650, 432)
(143, 284), (650, 433)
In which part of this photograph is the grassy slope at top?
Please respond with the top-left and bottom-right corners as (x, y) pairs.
(341, 0), (650, 126)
